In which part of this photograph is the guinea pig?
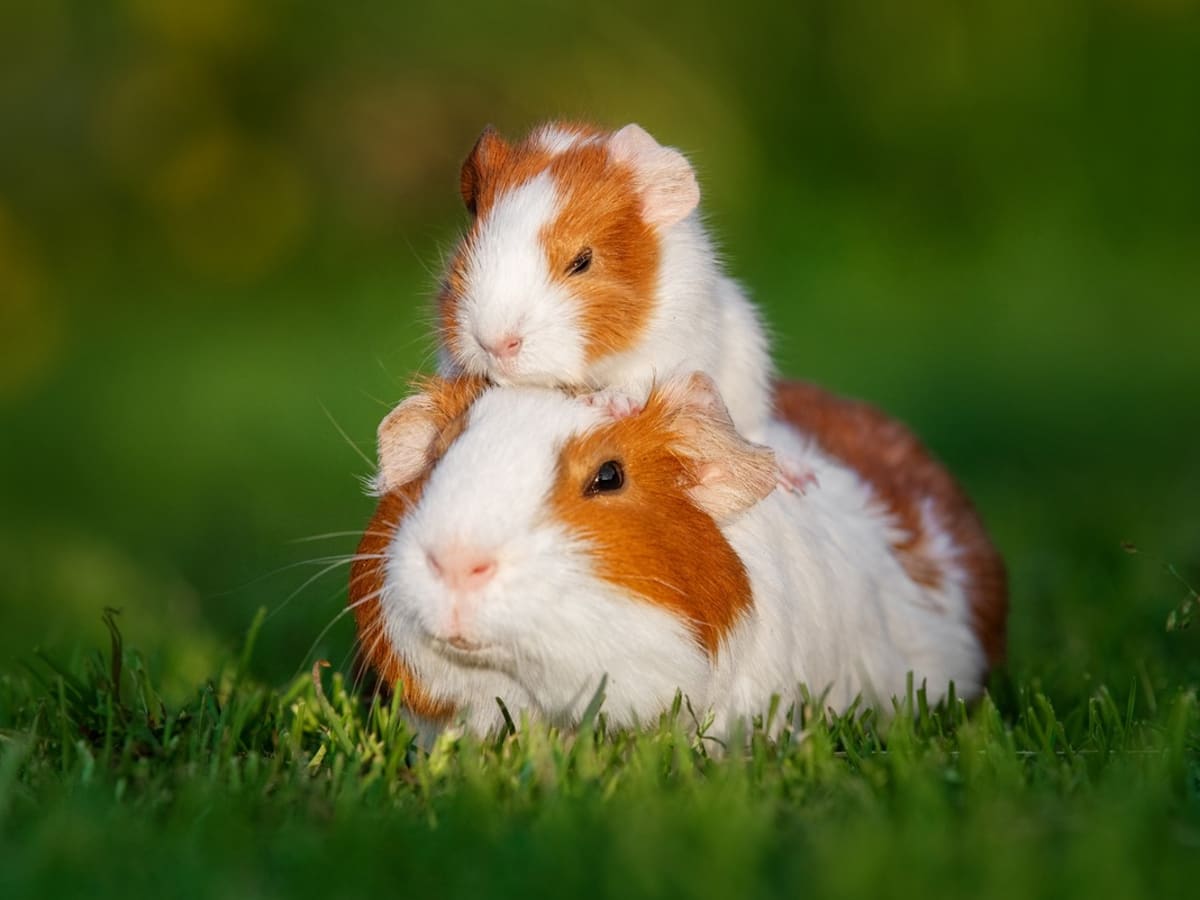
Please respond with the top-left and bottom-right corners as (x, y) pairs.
(435, 121), (774, 441)
(350, 373), (1007, 737)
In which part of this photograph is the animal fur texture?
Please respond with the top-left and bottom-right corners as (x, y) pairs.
(438, 121), (774, 441)
(351, 375), (1006, 738)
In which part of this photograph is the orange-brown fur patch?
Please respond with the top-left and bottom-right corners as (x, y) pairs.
(542, 143), (659, 364)
(548, 390), (754, 656)
(418, 374), (490, 457)
(773, 380), (1009, 664)
(439, 122), (660, 368)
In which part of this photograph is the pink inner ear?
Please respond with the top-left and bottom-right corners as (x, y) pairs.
(656, 371), (779, 522)
(609, 124), (661, 164)
(609, 124), (700, 228)
(671, 371), (731, 420)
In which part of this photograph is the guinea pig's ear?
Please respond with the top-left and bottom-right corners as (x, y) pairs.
(460, 125), (507, 216)
(608, 124), (700, 229)
(660, 372), (778, 523)
(373, 376), (490, 495)
(373, 393), (443, 496)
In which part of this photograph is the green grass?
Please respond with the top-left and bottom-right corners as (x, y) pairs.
(1, 609), (1198, 900)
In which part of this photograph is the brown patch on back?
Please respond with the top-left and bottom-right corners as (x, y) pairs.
(773, 380), (1008, 664)
(542, 142), (660, 364)
(548, 389), (755, 656)
(894, 530), (946, 591)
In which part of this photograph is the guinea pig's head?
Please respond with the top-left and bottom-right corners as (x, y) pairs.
(351, 373), (777, 729)
(438, 122), (701, 388)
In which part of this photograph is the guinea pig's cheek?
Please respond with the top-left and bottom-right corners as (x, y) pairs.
(385, 531), (442, 635)
(448, 332), (486, 378)
(465, 554), (537, 636)
(466, 531), (573, 635)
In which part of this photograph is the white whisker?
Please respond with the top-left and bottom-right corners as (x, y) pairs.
(267, 555), (385, 622)
(319, 402), (376, 471)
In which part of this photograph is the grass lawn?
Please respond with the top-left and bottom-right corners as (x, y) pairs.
(1, 609), (1198, 899)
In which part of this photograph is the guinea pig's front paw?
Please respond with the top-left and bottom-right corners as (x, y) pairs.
(579, 389), (644, 421)
(777, 461), (819, 496)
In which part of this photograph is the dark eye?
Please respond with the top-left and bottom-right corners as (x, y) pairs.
(566, 247), (592, 276)
(585, 460), (624, 495)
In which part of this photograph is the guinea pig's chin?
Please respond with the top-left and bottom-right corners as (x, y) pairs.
(485, 367), (565, 390)
(425, 631), (517, 673)
(428, 634), (496, 662)
(411, 601), (516, 670)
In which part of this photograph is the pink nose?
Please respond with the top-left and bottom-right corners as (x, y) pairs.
(483, 334), (523, 362)
(426, 545), (498, 593)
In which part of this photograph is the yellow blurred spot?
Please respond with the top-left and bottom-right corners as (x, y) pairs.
(151, 131), (312, 282)
(93, 58), (222, 186)
(125, 0), (265, 50)
(0, 207), (62, 402)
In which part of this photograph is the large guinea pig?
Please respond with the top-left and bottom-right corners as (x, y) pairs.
(350, 375), (1006, 736)
(436, 121), (773, 441)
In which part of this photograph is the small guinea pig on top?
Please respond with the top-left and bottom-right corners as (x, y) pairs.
(351, 374), (1007, 737)
(437, 121), (773, 440)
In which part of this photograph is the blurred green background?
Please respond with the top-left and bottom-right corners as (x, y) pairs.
(1, 0), (1197, 700)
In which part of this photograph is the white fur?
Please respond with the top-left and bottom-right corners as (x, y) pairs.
(588, 214), (773, 439)
(534, 124), (597, 155)
(377, 386), (987, 739)
(708, 418), (986, 732)
(453, 173), (589, 386)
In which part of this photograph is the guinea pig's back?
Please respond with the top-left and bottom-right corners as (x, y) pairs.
(773, 380), (1008, 666)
